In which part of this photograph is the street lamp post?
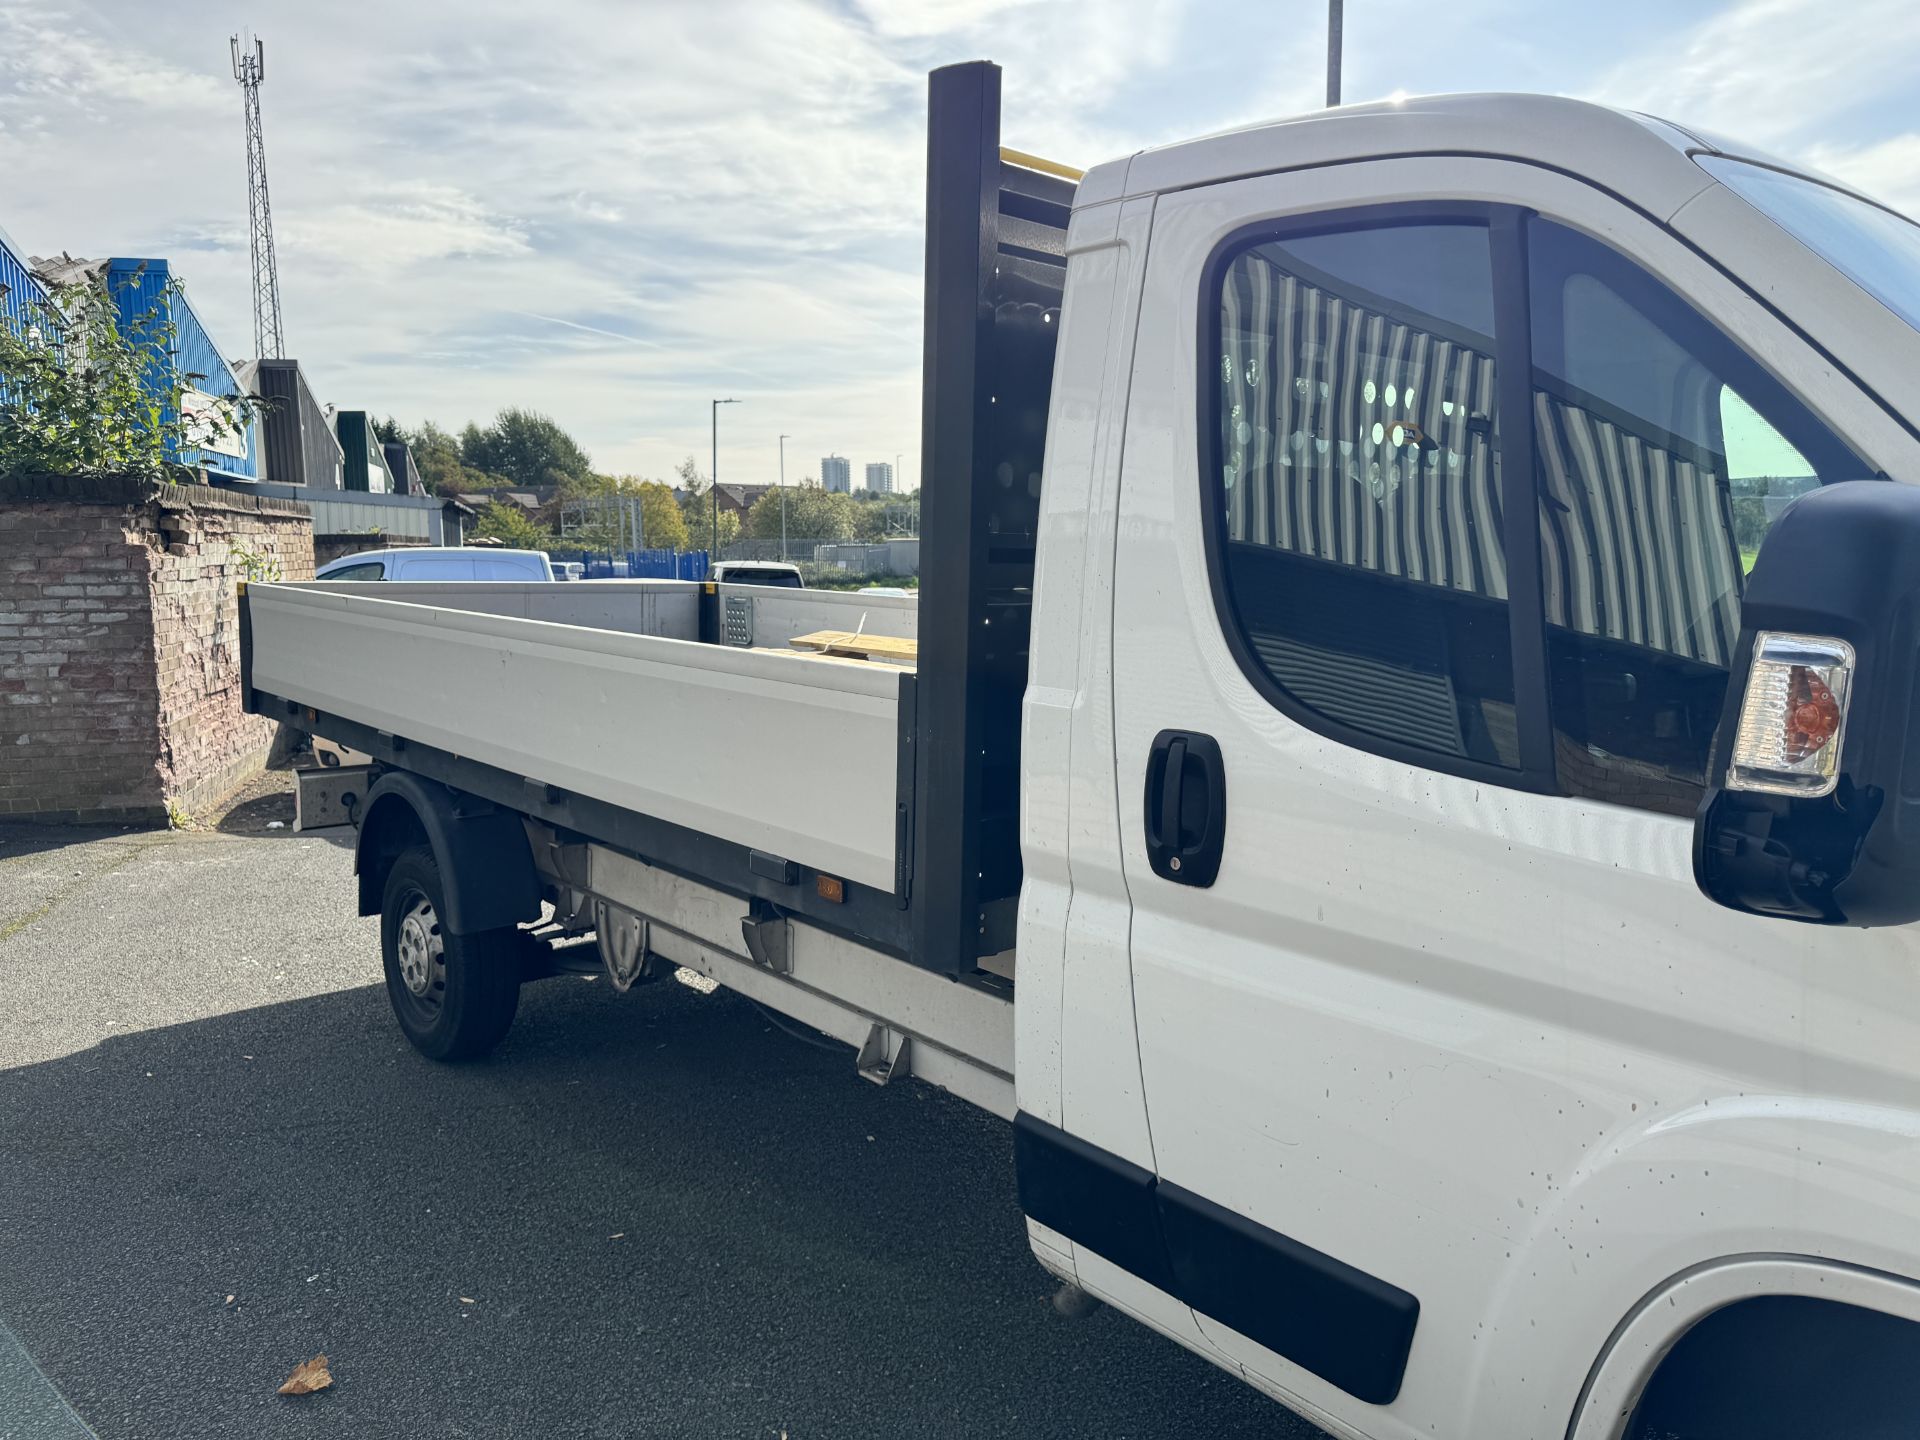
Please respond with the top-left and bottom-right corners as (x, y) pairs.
(778, 433), (790, 561)
(1326, 0), (1343, 107)
(711, 397), (739, 561)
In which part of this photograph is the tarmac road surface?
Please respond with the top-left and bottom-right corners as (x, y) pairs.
(0, 820), (1323, 1440)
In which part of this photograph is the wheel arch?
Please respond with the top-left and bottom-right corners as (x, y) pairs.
(1567, 1254), (1920, 1440)
(354, 771), (541, 935)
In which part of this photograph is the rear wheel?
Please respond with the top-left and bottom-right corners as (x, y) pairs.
(379, 846), (521, 1061)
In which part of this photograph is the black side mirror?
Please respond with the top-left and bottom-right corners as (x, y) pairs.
(1695, 480), (1920, 925)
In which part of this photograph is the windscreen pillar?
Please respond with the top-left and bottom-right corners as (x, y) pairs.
(911, 60), (1071, 974)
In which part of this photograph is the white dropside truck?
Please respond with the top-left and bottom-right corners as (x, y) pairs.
(244, 64), (1920, 1440)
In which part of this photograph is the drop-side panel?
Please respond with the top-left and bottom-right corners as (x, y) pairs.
(714, 585), (919, 651)
(302, 579), (702, 637)
(247, 583), (902, 890)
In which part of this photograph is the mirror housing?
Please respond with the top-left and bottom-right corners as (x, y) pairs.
(1695, 480), (1920, 925)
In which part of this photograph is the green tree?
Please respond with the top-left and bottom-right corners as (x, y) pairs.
(745, 484), (859, 541)
(0, 277), (253, 481)
(686, 506), (739, 553)
(472, 499), (551, 549)
(1732, 477), (1774, 554)
(462, 407), (593, 489)
(675, 456), (740, 552)
(856, 495), (918, 540)
(633, 479), (688, 550)
(370, 414), (406, 445)
(407, 420), (495, 495)
(560, 475), (690, 553)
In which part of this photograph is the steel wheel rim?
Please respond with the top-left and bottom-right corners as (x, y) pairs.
(393, 887), (447, 1018)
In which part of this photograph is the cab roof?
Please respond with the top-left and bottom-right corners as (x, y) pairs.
(1073, 93), (1857, 222)
(320, 546), (547, 566)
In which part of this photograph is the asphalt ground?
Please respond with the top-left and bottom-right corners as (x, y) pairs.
(0, 816), (1324, 1440)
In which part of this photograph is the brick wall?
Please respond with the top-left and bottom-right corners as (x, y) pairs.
(0, 474), (313, 825)
(0, 495), (162, 824)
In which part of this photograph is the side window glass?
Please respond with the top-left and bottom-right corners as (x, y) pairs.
(1722, 389), (1818, 571)
(1527, 218), (1866, 815)
(1214, 220), (1518, 768)
(324, 562), (384, 581)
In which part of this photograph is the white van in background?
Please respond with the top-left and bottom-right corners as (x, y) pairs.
(707, 560), (804, 589)
(314, 547), (555, 582)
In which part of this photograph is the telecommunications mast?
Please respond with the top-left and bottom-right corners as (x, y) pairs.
(230, 34), (286, 358)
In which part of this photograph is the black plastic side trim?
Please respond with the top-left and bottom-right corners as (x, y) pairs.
(748, 850), (796, 885)
(237, 584), (255, 715)
(1013, 1112), (1420, 1405)
(1012, 1113), (1173, 1294)
(354, 771), (542, 935)
(1157, 1180), (1420, 1406)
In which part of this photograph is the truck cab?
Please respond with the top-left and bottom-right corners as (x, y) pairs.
(1018, 89), (1920, 1437)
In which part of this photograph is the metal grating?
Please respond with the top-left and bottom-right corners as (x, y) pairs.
(723, 594), (755, 647)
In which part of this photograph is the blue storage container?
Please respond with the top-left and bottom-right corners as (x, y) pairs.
(0, 224), (51, 337)
(105, 258), (259, 479)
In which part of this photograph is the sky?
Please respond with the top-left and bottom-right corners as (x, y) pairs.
(1, 0), (1916, 491)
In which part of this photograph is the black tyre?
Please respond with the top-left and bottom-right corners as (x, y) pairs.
(379, 845), (521, 1061)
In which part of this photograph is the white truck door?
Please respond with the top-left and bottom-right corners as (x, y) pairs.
(1102, 159), (1920, 1435)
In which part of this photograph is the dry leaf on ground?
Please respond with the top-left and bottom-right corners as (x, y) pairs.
(277, 1355), (333, 1396)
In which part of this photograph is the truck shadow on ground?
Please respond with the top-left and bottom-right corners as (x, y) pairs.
(0, 969), (1320, 1440)
(211, 793), (298, 836)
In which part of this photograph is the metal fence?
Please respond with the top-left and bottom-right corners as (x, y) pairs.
(545, 539), (916, 585)
(718, 537), (920, 584)
(551, 548), (710, 581)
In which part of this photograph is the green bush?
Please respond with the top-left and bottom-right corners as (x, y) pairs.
(472, 500), (552, 549)
(0, 275), (252, 482)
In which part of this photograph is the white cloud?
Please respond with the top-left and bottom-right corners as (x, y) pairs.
(282, 183), (529, 271)
(850, 0), (1034, 39)
(1586, 0), (1920, 216)
(0, 9), (226, 121)
(1590, 0), (1920, 147)
(3, 0), (1915, 489)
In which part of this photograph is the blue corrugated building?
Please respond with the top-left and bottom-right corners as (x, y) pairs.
(104, 257), (259, 480)
(0, 223), (52, 337)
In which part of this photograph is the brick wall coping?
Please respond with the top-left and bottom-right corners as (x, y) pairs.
(0, 472), (312, 521)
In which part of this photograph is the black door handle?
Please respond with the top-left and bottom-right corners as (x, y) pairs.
(1145, 729), (1226, 887)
